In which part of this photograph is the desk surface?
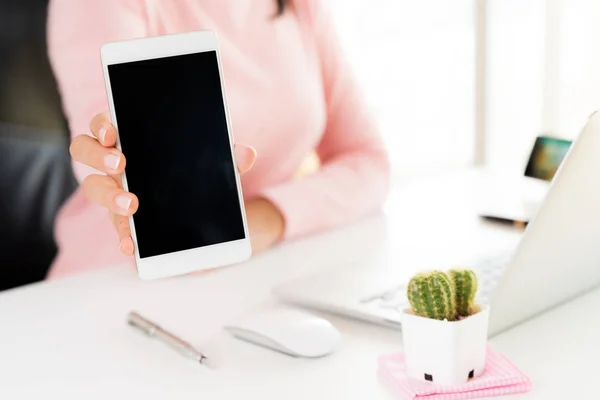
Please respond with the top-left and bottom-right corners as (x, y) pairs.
(1, 170), (595, 399)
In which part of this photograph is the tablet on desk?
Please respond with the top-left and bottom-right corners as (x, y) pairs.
(524, 135), (572, 181)
(477, 135), (572, 225)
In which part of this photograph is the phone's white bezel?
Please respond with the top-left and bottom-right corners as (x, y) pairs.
(100, 31), (251, 280)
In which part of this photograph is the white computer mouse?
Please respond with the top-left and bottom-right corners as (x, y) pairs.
(224, 308), (341, 358)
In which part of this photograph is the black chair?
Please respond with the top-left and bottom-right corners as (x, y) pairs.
(0, 0), (77, 290)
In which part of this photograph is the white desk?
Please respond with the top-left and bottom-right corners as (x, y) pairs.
(1, 170), (595, 399)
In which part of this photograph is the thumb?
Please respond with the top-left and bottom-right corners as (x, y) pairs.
(234, 144), (257, 174)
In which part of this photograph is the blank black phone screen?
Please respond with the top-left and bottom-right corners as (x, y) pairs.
(108, 51), (245, 259)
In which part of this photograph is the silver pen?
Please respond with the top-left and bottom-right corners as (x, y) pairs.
(127, 311), (213, 368)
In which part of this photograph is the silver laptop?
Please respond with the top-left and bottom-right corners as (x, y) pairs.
(274, 111), (600, 337)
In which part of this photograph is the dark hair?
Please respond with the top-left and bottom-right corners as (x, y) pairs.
(275, 0), (289, 16)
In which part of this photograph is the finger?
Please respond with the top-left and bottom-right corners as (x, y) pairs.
(110, 211), (132, 241)
(234, 144), (256, 174)
(70, 135), (126, 175)
(82, 174), (138, 216)
(89, 112), (117, 147)
(110, 212), (135, 256)
(119, 236), (135, 256)
(110, 173), (124, 190)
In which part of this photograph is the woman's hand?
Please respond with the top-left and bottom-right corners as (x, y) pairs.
(69, 112), (258, 255)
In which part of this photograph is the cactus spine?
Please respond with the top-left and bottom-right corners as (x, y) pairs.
(448, 268), (478, 318)
(407, 270), (456, 321)
(407, 269), (479, 321)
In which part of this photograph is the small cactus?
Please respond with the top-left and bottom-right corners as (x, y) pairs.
(448, 268), (478, 318)
(407, 268), (479, 321)
(407, 270), (456, 321)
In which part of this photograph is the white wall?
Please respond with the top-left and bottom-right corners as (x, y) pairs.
(486, 0), (600, 172)
(485, 0), (547, 172)
(550, 0), (600, 137)
(329, 0), (475, 177)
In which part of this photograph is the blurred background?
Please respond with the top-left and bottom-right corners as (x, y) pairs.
(1, 0), (598, 290)
(330, 0), (599, 174)
(0, 0), (75, 291)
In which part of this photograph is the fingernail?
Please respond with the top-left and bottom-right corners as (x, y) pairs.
(98, 126), (107, 143)
(235, 145), (257, 172)
(104, 153), (121, 170)
(115, 194), (132, 211)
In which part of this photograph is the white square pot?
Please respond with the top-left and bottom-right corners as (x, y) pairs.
(400, 305), (490, 386)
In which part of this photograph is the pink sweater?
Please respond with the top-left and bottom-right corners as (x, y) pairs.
(47, 0), (390, 278)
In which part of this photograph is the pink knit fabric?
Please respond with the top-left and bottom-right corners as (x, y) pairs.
(378, 347), (532, 400)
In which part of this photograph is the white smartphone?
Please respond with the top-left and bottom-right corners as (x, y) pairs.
(100, 31), (251, 279)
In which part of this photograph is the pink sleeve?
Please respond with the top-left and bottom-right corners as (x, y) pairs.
(48, 0), (149, 183)
(262, 0), (391, 240)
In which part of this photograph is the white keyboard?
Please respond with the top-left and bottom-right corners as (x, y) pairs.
(360, 251), (513, 313)
(473, 251), (513, 304)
